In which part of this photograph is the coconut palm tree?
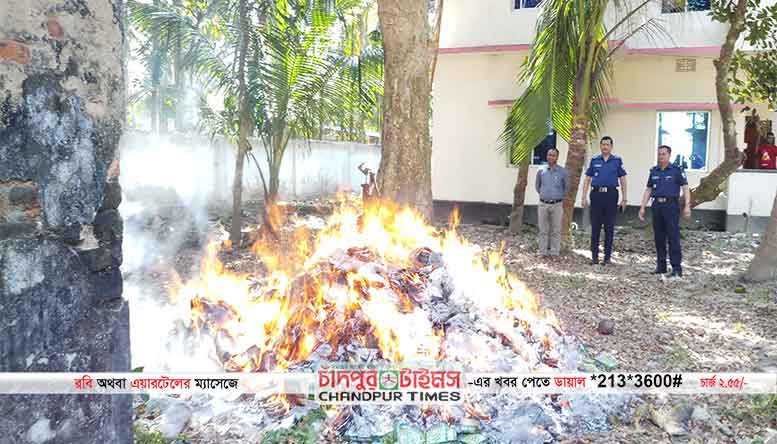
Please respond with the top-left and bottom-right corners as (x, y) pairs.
(499, 0), (666, 244)
(128, 0), (381, 245)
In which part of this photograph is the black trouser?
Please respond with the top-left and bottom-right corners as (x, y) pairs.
(590, 188), (618, 261)
(652, 199), (682, 272)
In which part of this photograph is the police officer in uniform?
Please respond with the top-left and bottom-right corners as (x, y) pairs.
(582, 136), (628, 265)
(639, 145), (691, 278)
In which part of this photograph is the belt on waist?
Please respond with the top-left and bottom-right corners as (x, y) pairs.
(540, 199), (562, 204)
(653, 196), (679, 203)
(592, 187), (617, 192)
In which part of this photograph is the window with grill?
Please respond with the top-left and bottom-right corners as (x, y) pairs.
(661, 0), (710, 13)
(657, 111), (710, 171)
(514, 0), (542, 10)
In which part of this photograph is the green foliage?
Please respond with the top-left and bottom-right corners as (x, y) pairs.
(133, 424), (165, 444)
(499, 0), (667, 163)
(260, 408), (327, 444)
(710, 0), (777, 108)
(128, 0), (383, 200)
(127, 0), (383, 142)
(750, 394), (777, 417)
(660, 343), (694, 368)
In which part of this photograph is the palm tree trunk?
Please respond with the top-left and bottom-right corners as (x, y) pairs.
(268, 162), (281, 203)
(150, 0), (161, 133)
(508, 157), (530, 234)
(429, 0), (444, 85)
(689, 0), (747, 207)
(745, 191), (777, 282)
(173, 0), (185, 132)
(376, 0), (433, 219)
(229, 0), (251, 247)
(561, 115), (589, 245)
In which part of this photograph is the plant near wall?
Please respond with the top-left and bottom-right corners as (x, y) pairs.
(130, 0), (380, 246)
(704, 0), (777, 282)
(688, 0), (777, 209)
(498, 0), (667, 245)
(128, 0), (219, 132)
(716, 0), (777, 111)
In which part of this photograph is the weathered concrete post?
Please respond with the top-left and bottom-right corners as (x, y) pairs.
(0, 1), (131, 443)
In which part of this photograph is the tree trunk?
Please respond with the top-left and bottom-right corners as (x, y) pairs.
(429, 0), (444, 85)
(174, 0), (185, 132)
(561, 115), (589, 245)
(689, 0), (748, 208)
(150, 0), (161, 133)
(377, 0), (434, 219)
(268, 157), (281, 204)
(508, 157), (530, 234)
(229, 0), (251, 247)
(745, 191), (777, 282)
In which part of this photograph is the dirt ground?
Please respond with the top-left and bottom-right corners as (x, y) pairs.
(456, 223), (777, 444)
(131, 201), (777, 444)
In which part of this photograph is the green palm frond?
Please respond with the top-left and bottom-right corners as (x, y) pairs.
(499, 0), (665, 164)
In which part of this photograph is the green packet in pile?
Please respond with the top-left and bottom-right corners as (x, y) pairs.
(395, 423), (425, 444)
(391, 423), (489, 444)
(425, 424), (457, 443)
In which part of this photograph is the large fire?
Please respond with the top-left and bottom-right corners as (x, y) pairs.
(173, 200), (563, 379)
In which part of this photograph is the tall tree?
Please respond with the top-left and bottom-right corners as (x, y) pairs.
(688, 0), (749, 207)
(128, 0), (212, 132)
(230, 0), (252, 245)
(691, 0), (777, 209)
(746, 192), (777, 282)
(499, 0), (664, 245)
(508, 157), (530, 234)
(150, 0), (163, 132)
(725, 0), (777, 282)
(131, 0), (380, 245)
(376, 0), (443, 219)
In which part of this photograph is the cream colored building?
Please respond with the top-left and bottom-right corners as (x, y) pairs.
(431, 0), (777, 231)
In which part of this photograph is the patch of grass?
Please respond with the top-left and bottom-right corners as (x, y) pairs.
(732, 322), (747, 334)
(566, 274), (587, 289)
(719, 395), (777, 426)
(661, 344), (694, 368)
(133, 424), (164, 444)
(750, 394), (777, 417)
(745, 287), (772, 306)
(261, 407), (327, 444)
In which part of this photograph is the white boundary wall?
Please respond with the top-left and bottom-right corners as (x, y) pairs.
(120, 130), (381, 206)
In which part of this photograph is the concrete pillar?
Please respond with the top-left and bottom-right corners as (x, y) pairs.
(0, 1), (130, 442)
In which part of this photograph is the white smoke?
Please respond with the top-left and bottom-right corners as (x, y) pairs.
(119, 131), (219, 371)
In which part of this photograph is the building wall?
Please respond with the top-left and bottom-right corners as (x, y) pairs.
(434, 0), (777, 230)
(120, 131), (381, 207)
(431, 50), (759, 212)
(438, 0), (729, 49)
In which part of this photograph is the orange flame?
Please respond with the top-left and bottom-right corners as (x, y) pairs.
(177, 199), (557, 372)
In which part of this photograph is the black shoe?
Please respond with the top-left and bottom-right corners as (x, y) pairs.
(590, 259), (599, 265)
(669, 269), (683, 279)
(602, 258), (612, 266)
(653, 268), (667, 274)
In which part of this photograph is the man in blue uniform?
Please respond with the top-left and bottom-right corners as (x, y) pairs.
(582, 136), (628, 265)
(639, 145), (692, 278)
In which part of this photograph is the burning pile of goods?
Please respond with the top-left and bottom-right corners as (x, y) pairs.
(171, 201), (624, 443)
